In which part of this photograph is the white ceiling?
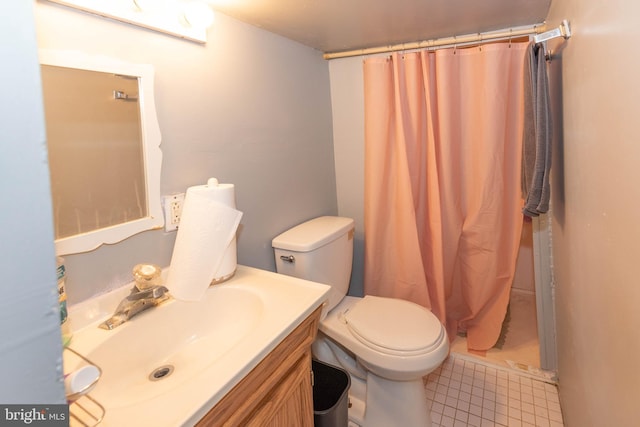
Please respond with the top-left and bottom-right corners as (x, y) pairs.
(205, 0), (552, 54)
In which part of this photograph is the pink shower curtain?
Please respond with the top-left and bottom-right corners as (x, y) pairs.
(364, 42), (528, 351)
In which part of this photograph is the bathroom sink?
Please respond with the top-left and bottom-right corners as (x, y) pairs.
(81, 286), (263, 408)
(65, 265), (330, 427)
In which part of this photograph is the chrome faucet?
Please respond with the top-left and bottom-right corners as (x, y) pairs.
(99, 285), (170, 330)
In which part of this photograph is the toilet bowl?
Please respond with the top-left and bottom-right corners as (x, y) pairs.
(273, 216), (449, 427)
(313, 296), (448, 427)
(320, 295), (448, 380)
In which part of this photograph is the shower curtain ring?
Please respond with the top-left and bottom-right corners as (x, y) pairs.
(509, 29), (513, 48)
(454, 36), (457, 54)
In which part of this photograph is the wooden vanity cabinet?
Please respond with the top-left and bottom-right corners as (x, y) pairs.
(196, 306), (322, 427)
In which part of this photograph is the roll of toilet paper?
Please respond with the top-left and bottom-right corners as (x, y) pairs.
(165, 178), (243, 301)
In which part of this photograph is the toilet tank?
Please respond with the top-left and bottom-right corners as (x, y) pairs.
(272, 216), (354, 312)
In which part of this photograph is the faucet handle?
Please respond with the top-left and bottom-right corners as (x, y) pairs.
(149, 286), (169, 299)
(133, 264), (162, 291)
(128, 285), (168, 300)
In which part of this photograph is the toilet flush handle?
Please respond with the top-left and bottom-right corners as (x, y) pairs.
(280, 255), (295, 263)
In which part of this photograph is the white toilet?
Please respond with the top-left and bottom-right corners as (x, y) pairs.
(273, 216), (449, 427)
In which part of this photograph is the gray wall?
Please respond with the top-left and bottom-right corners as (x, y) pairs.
(329, 57), (366, 296)
(546, 0), (640, 425)
(35, 1), (338, 304)
(0, 1), (65, 404)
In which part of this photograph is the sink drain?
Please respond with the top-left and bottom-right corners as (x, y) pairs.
(149, 365), (174, 381)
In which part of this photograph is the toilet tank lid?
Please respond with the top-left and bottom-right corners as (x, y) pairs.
(272, 216), (354, 252)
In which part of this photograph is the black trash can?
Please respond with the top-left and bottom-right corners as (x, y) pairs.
(312, 359), (350, 427)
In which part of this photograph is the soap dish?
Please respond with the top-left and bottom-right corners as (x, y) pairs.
(64, 347), (105, 426)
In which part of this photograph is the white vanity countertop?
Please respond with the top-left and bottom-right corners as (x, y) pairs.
(66, 265), (330, 427)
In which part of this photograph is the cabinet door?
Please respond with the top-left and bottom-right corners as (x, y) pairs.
(197, 307), (320, 427)
(247, 352), (314, 427)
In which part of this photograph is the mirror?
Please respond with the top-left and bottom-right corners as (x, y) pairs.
(39, 50), (163, 255)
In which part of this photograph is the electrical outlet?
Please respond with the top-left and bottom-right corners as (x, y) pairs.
(162, 193), (185, 232)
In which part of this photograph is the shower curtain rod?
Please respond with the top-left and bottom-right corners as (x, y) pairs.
(323, 20), (571, 60)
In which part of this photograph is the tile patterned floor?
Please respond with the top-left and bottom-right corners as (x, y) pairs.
(425, 354), (564, 427)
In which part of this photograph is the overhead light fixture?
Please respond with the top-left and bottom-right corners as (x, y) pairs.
(45, 0), (212, 43)
(131, 0), (166, 13)
(182, 1), (215, 29)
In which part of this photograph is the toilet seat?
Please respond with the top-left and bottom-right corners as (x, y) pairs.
(342, 296), (445, 356)
(318, 295), (449, 381)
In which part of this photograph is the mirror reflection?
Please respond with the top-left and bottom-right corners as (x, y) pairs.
(42, 66), (147, 239)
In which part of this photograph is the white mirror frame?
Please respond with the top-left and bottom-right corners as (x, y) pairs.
(40, 49), (164, 255)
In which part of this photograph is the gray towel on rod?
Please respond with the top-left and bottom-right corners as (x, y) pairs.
(522, 42), (552, 217)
